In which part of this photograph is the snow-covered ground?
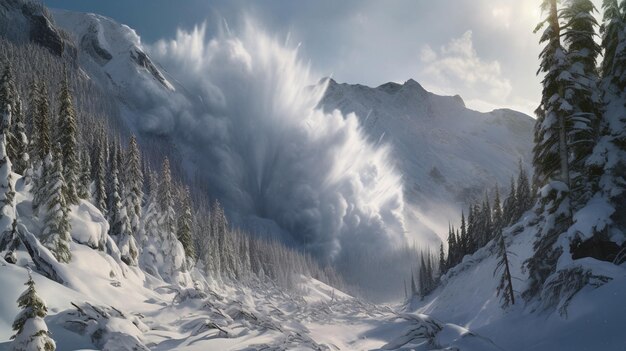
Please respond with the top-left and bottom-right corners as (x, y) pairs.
(408, 212), (626, 351)
(0, 254), (504, 351)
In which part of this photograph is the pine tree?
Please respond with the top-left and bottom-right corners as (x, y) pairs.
(10, 272), (55, 351)
(594, 0), (626, 246)
(107, 156), (137, 266)
(493, 185), (504, 233)
(525, 0), (575, 300)
(124, 135), (143, 238)
(446, 224), (456, 268)
(502, 176), (517, 226)
(481, 193), (493, 246)
(92, 131), (107, 215)
(600, 0), (623, 83)
(439, 242), (446, 276)
(177, 187), (195, 264)
(459, 211), (467, 256)
(561, 0), (602, 211)
(0, 62), (19, 119)
(31, 83), (50, 163)
(157, 157), (188, 279)
(494, 229), (516, 309)
(0, 62), (27, 174)
(41, 150), (71, 263)
(515, 162), (533, 218)
(56, 72), (79, 205)
(76, 151), (90, 200)
(0, 132), (17, 253)
(9, 99), (28, 175)
(158, 158), (175, 236)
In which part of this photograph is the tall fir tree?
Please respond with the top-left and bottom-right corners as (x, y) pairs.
(41, 150), (71, 263)
(56, 72), (79, 205)
(92, 130), (107, 215)
(124, 135), (143, 238)
(76, 151), (91, 200)
(31, 83), (50, 163)
(177, 187), (195, 265)
(0, 62), (27, 174)
(515, 162), (533, 219)
(9, 98), (28, 175)
(459, 211), (467, 257)
(561, 0), (602, 211)
(594, 0), (626, 245)
(0, 131), (17, 254)
(107, 156), (138, 266)
(494, 228), (516, 309)
(158, 158), (175, 236)
(502, 176), (517, 226)
(10, 272), (56, 351)
(439, 243), (446, 276)
(493, 185), (504, 233)
(525, 0), (575, 300)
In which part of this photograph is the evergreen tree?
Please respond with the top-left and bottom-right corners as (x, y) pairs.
(124, 135), (143, 239)
(157, 157), (188, 279)
(158, 158), (175, 236)
(41, 150), (71, 263)
(525, 0), (575, 300)
(459, 211), (467, 256)
(595, 0), (626, 245)
(10, 272), (55, 351)
(446, 224), (456, 268)
(92, 131), (107, 215)
(561, 0), (602, 211)
(439, 242), (446, 276)
(515, 162), (533, 218)
(31, 83), (50, 163)
(107, 157), (137, 266)
(177, 187), (195, 265)
(481, 193), (493, 246)
(494, 229), (516, 309)
(9, 99), (28, 175)
(0, 132), (17, 253)
(0, 62), (27, 174)
(600, 0), (623, 83)
(56, 72), (79, 205)
(493, 185), (504, 233)
(0, 61), (19, 119)
(502, 176), (517, 226)
(76, 151), (90, 200)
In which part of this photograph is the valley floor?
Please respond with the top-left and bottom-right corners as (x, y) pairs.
(0, 247), (503, 351)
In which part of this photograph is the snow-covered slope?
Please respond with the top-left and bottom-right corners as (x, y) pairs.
(320, 78), (534, 237)
(50, 9), (178, 136)
(407, 210), (626, 351)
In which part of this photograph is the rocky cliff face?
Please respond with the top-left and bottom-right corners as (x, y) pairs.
(0, 0), (76, 60)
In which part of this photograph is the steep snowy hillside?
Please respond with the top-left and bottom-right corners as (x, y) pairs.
(320, 78), (534, 237)
(50, 10), (176, 134)
(407, 209), (626, 351)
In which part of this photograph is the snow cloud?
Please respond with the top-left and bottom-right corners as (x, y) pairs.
(419, 31), (512, 106)
(147, 21), (408, 261)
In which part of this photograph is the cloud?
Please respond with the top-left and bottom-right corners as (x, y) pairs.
(419, 31), (513, 108)
(147, 20), (409, 262)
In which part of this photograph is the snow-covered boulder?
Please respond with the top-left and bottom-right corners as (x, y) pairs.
(69, 200), (109, 249)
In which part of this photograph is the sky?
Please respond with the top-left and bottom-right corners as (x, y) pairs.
(43, 0), (604, 116)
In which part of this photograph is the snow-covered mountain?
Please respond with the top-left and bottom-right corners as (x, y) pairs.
(46, 7), (536, 245)
(320, 78), (534, 236)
